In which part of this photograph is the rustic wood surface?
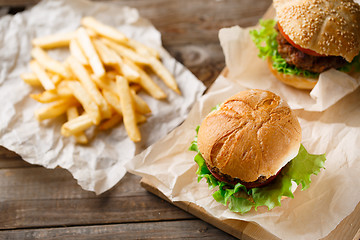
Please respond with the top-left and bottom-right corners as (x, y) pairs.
(0, 0), (272, 239)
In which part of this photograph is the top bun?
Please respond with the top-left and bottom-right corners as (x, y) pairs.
(197, 89), (301, 182)
(274, 0), (360, 62)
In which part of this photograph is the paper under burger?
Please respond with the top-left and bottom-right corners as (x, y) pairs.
(189, 89), (326, 214)
(250, 0), (360, 90)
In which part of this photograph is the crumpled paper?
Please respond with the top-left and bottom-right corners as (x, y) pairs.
(0, 0), (205, 194)
(126, 21), (360, 240)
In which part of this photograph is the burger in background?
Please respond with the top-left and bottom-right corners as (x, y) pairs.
(250, 0), (360, 90)
(189, 89), (326, 214)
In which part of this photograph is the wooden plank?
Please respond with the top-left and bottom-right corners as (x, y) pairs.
(0, 0), (39, 7)
(0, 194), (194, 230)
(0, 146), (35, 168)
(140, 178), (278, 240)
(0, 220), (237, 239)
(141, 177), (360, 240)
(0, 169), (147, 200)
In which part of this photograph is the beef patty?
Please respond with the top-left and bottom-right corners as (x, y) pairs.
(275, 24), (348, 73)
(207, 163), (280, 189)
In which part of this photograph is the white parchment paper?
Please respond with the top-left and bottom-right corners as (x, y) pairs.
(126, 25), (360, 240)
(0, 0), (205, 194)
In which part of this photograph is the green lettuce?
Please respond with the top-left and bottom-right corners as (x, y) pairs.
(189, 126), (326, 214)
(249, 19), (360, 78)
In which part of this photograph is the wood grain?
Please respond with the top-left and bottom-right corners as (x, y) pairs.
(0, 220), (237, 239)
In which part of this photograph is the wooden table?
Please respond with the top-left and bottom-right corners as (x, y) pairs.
(0, 0), (274, 239)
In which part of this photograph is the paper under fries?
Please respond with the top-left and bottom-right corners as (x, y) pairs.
(22, 16), (181, 143)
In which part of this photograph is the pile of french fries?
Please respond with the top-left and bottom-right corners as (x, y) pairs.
(21, 16), (181, 144)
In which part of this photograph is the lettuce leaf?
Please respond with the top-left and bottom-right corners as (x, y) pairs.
(249, 19), (360, 78)
(189, 126), (326, 214)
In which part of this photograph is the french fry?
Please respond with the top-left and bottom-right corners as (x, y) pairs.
(31, 47), (70, 78)
(81, 16), (128, 43)
(66, 80), (101, 125)
(30, 90), (61, 103)
(91, 74), (116, 91)
(69, 39), (89, 66)
(67, 56), (112, 119)
(65, 107), (88, 144)
(29, 60), (55, 90)
(92, 38), (118, 65)
(130, 89), (151, 114)
(127, 39), (160, 60)
(35, 97), (78, 121)
(102, 89), (147, 124)
(98, 113), (122, 131)
(116, 76), (141, 142)
(130, 84), (142, 93)
(148, 57), (180, 94)
(32, 32), (75, 49)
(21, 72), (41, 86)
(24, 16), (180, 144)
(76, 27), (105, 78)
(102, 89), (123, 114)
(56, 81), (73, 97)
(113, 54), (140, 83)
(123, 58), (166, 99)
(100, 37), (150, 65)
(81, 17), (159, 59)
(61, 113), (93, 137)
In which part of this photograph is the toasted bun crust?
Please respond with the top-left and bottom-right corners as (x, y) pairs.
(267, 58), (318, 90)
(197, 89), (301, 182)
(274, 0), (360, 62)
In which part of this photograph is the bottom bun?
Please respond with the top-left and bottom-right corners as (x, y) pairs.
(267, 58), (318, 90)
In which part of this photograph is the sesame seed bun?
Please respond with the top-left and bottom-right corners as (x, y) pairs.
(267, 58), (318, 90)
(197, 89), (302, 183)
(274, 0), (360, 62)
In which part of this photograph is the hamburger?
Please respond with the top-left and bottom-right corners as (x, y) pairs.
(189, 89), (326, 213)
(250, 0), (360, 89)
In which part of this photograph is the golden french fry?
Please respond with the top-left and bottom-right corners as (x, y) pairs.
(102, 89), (147, 124)
(76, 27), (105, 78)
(21, 72), (42, 86)
(56, 81), (73, 97)
(35, 97), (78, 121)
(100, 37), (150, 65)
(92, 38), (118, 65)
(67, 56), (112, 119)
(113, 54), (140, 83)
(98, 113), (122, 130)
(66, 80), (101, 125)
(127, 39), (160, 59)
(65, 107), (88, 144)
(50, 74), (62, 85)
(81, 16), (128, 43)
(130, 89), (151, 114)
(29, 60), (55, 90)
(69, 39), (89, 66)
(85, 28), (97, 38)
(81, 17), (159, 59)
(32, 32), (75, 49)
(135, 114), (147, 124)
(31, 47), (70, 78)
(91, 74), (116, 91)
(123, 58), (166, 99)
(130, 84), (142, 93)
(61, 113), (93, 137)
(30, 90), (60, 103)
(116, 76), (141, 142)
(148, 57), (180, 94)
(102, 89), (123, 114)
